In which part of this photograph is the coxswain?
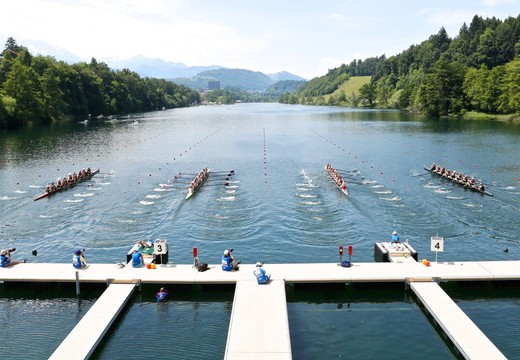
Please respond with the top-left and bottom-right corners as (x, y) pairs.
(341, 182), (347, 191)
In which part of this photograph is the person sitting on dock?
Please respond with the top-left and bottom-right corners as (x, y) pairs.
(253, 262), (271, 284)
(222, 249), (240, 271)
(1, 249), (26, 267)
(72, 249), (88, 269)
(391, 231), (400, 243)
(131, 249), (144, 268)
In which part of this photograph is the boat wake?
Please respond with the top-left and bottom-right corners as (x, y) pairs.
(146, 194), (161, 199)
(380, 196), (401, 201)
(300, 200), (321, 205)
(74, 193), (95, 197)
(64, 199), (84, 203)
(139, 200), (154, 205)
(447, 195), (465, 200)
(371, 184), (384, 189)
(424, 183), (441, 189)
(0, 195), (16, 201)
(434, 188), (451, 194)
(375, 190), (392, 195)
(153, 187), (168, 192)
(218, 196), (236, 202)
(298, 193), (317, 198)
(15, 190), (27, 194)
(296, 187), (311, 191)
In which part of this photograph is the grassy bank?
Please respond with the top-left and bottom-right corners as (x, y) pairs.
(461, 111), (520, 125)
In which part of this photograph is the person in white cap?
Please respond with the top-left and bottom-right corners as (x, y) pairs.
(1, 249), (26, 267)
(221, 248), (240, 271)
(391, 230), (400, 243)
(253, 262), (271, 284)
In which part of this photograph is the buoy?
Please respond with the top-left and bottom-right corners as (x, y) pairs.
(147, 263), (152, 269)
(151, 263), (156, 269)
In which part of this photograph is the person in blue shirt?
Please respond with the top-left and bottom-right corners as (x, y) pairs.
(391, 230), (400, 243)
(132, 249), (144, 268)
(253, 262), (271, 284)
(0, 249), (26, 267)
(221, 249), (240, 271)
(72, 249), (87, 269)
(156, 287), (168, 302)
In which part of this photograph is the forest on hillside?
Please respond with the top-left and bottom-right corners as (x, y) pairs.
(0, 38), (200, 130)
(281, 14), (520, 117)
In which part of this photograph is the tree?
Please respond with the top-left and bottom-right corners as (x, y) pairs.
(359, 82), (376, 107)
(3, 54), (42, 125)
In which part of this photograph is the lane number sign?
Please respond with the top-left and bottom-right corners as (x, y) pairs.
(154, 241), (167, 255)
(431, 236), (444, 252)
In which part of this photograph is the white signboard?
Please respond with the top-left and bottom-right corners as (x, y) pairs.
(154, 240), (167, 255)
(430, 236), (444, 252)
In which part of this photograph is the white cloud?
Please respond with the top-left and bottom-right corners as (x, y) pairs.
(482, 0), (515, 5)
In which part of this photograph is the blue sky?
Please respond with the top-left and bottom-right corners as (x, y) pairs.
(1, 0), (519, 78)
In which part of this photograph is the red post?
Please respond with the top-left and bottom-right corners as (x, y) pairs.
(339, 245), (343, 256)
(193, 247), (198, 257)
(348, 245), (353, 256)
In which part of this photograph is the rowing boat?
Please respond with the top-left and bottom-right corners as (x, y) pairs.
(325, 164), (349, 196)
(186, 167), (210, 200)
(34, 169), (100, 201)
(423, 166), (493, 196)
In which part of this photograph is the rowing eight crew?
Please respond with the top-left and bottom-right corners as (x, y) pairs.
(45, 167), (93, 193)
(188, 167), (209, 193)
(430, 163), (486, 192)
(325, 163), (347, 191)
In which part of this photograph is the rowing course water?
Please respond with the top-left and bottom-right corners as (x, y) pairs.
(1, 103), (520, 358)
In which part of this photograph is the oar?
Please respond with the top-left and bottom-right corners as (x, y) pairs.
(204, 182), (230, 187)
(212, 170), (235, 174)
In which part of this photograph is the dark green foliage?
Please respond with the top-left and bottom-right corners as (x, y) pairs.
(0, 38), (200, 130)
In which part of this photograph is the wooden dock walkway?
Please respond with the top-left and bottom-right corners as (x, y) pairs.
(225, 279), (292, 360)
(410, 281), (507, 360)
(48, 283), (136, 360)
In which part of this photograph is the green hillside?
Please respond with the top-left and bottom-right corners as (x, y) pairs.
(282, 14), (520, 117)
(325, 76), (371, 99)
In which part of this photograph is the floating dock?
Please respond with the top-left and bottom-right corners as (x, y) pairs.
(225, 279), (291, 360)
(2, 260), (520, 359)
(410, 281), (507, 360)
(49, 282), (136, 360)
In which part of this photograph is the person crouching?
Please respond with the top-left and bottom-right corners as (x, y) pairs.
(253, 262), (271, 284)
(221, 249), (240, 271)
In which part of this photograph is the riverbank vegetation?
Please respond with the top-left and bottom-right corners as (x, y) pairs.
(281, 14), (520, 118)
(0, 38), (200, 130)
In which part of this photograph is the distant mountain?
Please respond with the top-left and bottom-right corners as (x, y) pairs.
(24, 39), (82, 63)
(105, 55), (223, 78)
(267, 71), (305, 82)
(172, 68), (306, 91)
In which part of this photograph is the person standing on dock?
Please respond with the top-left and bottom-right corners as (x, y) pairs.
(391, 231), (400, 243)
(253, 262), (271, 284)
(72, 249), (88, 269)
(222, 249), (240, 271)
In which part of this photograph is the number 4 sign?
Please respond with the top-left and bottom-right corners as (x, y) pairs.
(431, 236), (444, 252)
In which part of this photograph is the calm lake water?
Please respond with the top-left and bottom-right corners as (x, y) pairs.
(1, 103), (519, 359)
